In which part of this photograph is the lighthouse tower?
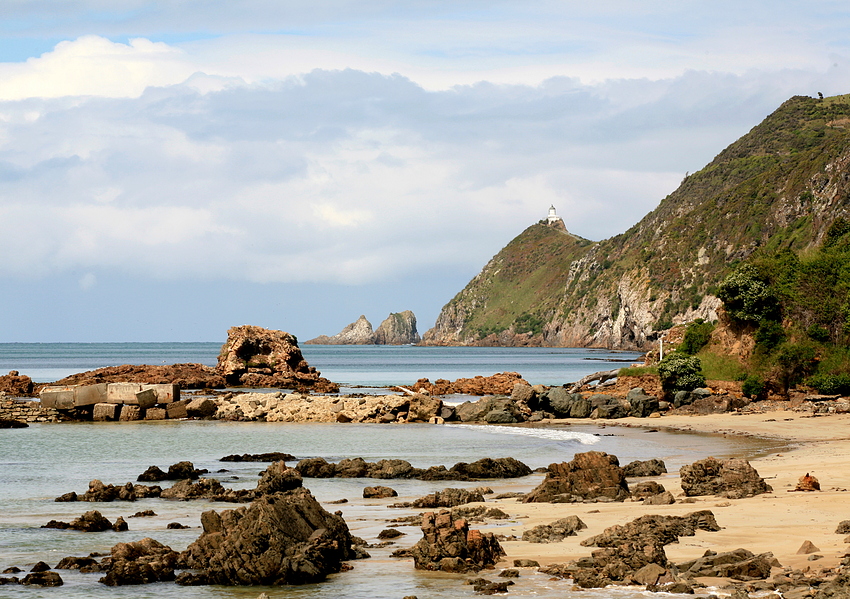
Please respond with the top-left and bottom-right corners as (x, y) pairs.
(546, 205), (562, 225)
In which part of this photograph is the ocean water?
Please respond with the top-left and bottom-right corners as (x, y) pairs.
(0, 343), (784, 597)
(0, 343), (643, 387)
(0, 420), (786, 599)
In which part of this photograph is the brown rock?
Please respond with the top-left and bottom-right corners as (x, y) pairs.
(0, 371), (35, 396)
(410, 510), (504, 572)
(523, 451), (630, 503)
(216, 325), (338, 392)
(99, 538), (179, 586)
(679, 457), (772, 498)
(363, 485), (398, 499)
(179, 486), (355, 585)
(644, 491), (676, 505)
(409, 372), (529, 396)
(794, 473), (820, 492)
(797, 540), (820, 554)
(522, 516), (587, 543)
(53, 363), (225, 389)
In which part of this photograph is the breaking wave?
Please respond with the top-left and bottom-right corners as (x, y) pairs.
(453, 424), (599, 445)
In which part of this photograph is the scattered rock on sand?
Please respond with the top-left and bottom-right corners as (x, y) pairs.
(797, 540), (820, 554)
(522, 516), (587, 543)
(836, 520), (850, 534)
(363, 485), (398, 498)
(794, 473), (821, 492)
(623, 459), (668, 477)
(523, 451), (630, 503)
(676, 547), (777, 580)
(679, 457), (772, 499)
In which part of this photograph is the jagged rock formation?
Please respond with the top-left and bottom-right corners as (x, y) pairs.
(524, 451), (630, 503)
(423, 94), (850, 348)
(216, 325), (337, 392)
(410, 510), (504, 573)
(306, 311), (419, 345)
(374, 311), (420, 344)
(305, 315), (375, 345)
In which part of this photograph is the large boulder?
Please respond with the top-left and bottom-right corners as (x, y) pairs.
(0, 371), (34, 396)
(679, 457), (773, 498)
(626, 388), (659, 417)
(216, 325), (338, 392)
(524, 451), (630, 503)
(448, 457), (532, 480)
(409, 488), (485, 508)
(676, 548), (775, 580)
(623, 459), (667, 478)
(179, 486), (355, 585)
(410, 510), (504, 573)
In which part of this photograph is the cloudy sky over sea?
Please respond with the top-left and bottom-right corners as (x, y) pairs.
(1, 1), (849, 342)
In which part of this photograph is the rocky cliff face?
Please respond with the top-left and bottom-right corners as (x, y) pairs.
(424, 94), (850, 349)
(306, 312), (420, 345)
(374, 311), (420, 345)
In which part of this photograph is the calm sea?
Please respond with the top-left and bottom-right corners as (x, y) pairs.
(0, 343), (783, 598)
(0, 342), (644, 387)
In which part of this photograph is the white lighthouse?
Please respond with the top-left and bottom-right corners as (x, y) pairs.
(546, 205), (562, 225)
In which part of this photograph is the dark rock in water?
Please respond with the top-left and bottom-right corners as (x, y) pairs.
(179, 486), (355, 585)
(676, 547), (775, 580)
(0, 418), (28, 428)
(410, 510), (504, 573)
(363, 485), (398, 498)
(167, 522), (190, 529)
(74, 510), (114, 532)
(447, 457), (532, 480)
(522, 516), (587, 543)
(22, 571), (63, 586)
(129, 510), (157, 518)
(55, 556), (98, 570)
(174, 571), (210, 586)
(514, 559), (539, 567)
(161, 478), (228, 500)
(2, 567), (21, 574)
(220, 452), (296, 462)
(137, 465), (168, 482)
(42, 520), (72, 529)
(30, 561), (51, 572)
(167, 461), (207, 480)
(679, 457), (772, 498)
(55, 479), (159, 502)
(524, 451), (630, 503)
(99, 538), (179, 586)
(377, 528), (404, 539)
(399, 488), (485, 509)
(623, 459), (668, 477)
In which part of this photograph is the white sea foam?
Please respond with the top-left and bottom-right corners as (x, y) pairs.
(453, 423), (600, 445)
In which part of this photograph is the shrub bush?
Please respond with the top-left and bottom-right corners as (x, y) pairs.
(741, 375), (765, 399)
(657, 353), (705, 395)
(805, 372), (850, 395)
(717, 264), (780, 324)
(679, 319), (714, 355)
(775, 342), (818, 392)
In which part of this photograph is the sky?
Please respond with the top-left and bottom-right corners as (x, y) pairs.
(1, 1), (850, 342)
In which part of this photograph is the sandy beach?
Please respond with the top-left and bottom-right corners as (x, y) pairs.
(479, 409), (850, 581)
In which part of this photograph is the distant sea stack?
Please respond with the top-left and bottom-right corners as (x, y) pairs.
(305, 311), (420, 345)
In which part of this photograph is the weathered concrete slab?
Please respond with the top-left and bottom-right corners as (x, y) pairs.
(145, 407), (167, 420)
(119, 405), (143, 421)
(107, 383), (143, 404)
(141, 384), (179, 404)
(74, 383), (108, 407)
(166, 401), (188, 419)
(39, 386), (76, 410)
(93, 403), (121, 421)
(134, 389), (157, 409)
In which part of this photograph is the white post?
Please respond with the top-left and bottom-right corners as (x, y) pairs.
(659, 338), (664, 362)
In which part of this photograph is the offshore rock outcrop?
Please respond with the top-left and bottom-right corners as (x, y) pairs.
(410, 510), (504, 573)
(305, 311), (420, 345)
(216, 325), (338, 392)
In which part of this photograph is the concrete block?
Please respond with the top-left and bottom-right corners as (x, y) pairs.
(145, 407), (167, 420)
(119, 405), (143, 421)
(93, 403), (121, 421)
(107, 383), (143, 404)
(166, 402), (188, 419)
(74, 383), (108, 407)
(134, 389), (157, 409)
(141, 384), (179, 404)
(40, 386), (76, 410)
(186, 398), (217, 418)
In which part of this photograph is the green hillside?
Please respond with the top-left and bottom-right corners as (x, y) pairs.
(423, 94), (850, 348)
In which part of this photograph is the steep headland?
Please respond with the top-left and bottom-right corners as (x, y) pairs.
(423, 94), (850, 349)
